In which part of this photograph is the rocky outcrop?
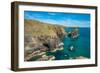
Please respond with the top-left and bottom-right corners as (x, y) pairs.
(67, 27), (79, 39)
(75, 56), (88, 59)
(24, 19), (66, 61)
(24, 19), (66, 39)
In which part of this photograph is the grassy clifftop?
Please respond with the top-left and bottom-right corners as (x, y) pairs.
(24, 19), (66, 38)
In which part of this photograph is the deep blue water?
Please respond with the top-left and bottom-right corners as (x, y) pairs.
(47, 28), (90, 60)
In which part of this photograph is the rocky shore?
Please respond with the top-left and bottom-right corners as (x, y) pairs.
(24, 19), (80, 61)
(24, 20), (66, 61)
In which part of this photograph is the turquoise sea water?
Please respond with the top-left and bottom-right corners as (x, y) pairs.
(47, 28), (90, 60)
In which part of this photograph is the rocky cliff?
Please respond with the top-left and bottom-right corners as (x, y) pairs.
(24, 19), (66, 39)
(24, 19), (66, 61)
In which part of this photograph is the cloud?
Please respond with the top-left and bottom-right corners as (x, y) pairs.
(47, 13), (57, 16)
(40, 18), (90, 27)
(37, 19), (60, 25)
(24, 11), (90, 27)
(64, 19), (90, 27)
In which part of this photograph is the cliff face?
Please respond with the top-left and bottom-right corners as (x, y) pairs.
(24, 19), (66, 39)
(24, 19), (66, 61)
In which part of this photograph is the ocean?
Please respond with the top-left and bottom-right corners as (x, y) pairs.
(47, 28), (90, 60)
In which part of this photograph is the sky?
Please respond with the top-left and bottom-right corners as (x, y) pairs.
(24, 11), (90, 27)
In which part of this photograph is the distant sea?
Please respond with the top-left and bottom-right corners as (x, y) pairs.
(47, 27), (90, 60)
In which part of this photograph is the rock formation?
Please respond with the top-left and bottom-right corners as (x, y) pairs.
(24, 19), (66, 61)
